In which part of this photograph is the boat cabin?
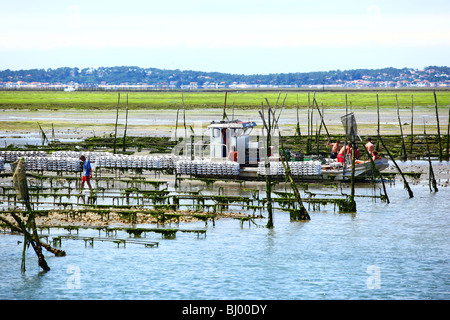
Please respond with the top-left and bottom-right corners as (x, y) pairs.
(208, 120), (258, 165)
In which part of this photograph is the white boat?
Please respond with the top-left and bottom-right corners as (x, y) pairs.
(176, 119), (389, 182)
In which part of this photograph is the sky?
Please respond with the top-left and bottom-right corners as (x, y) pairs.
(1, 0), (449, 74)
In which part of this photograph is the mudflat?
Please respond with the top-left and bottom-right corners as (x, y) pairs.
(1, 107), (447, 139)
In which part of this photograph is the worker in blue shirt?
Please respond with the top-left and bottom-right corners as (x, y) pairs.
(79, 155), (93, 193)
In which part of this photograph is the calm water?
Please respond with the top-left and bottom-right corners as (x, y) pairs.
(1, 183), (449, 300)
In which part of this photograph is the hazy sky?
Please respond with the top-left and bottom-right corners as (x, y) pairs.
(1, 0), (449, 74)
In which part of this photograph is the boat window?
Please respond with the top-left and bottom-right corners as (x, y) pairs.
(212, 128), (220, 138)
(243, 127), (253, 136)
(235, 128), (254, 137)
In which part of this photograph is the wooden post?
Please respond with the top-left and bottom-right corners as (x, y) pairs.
(272, 92), (281, 123)
(307, 92), (311, 154)
(424, 121), (438, 192)
(396, 95), (407, 160)
(376, 94), (380, 151)
(222, 91), (228, 121)
(310, 93), (314, 152)
(313, 96), (330, 139)
(259, 104), (273, 228)
(3, 158), (66, 272)
(410, 95), (414, 155)
(433, 90), (443, 161)
(37, 122), (49, 147)
(278, 133), (310, 220)
(315, 101), (325, 157)
(379, 135), (414, 198)
(182, 93), (187, 138)
(447, 101), (450, 160)
(347, 120), (357, 213)
(175, 103), (180, 142)
(315, 119), (319, 156)
(190, 134), (194, 161)
(113, 93), (120, 154)
(273, 93), (287, 130)
(306, 95), (315, 153)
(266, 113), (273, 228)
(343, 95), (348, 177)
(319, 102), (324, 155)
(122, 93), (129, 153)
(296, 95), (301, 138)
(350, 134), (356, 204)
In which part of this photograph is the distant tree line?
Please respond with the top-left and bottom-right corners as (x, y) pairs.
(1, 65), (449, 86)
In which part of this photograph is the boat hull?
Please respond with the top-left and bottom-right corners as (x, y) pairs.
(237, 158), (389, 182)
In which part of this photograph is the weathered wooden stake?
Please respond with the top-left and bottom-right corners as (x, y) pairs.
(37, 122), (49, 147)
(272, 92), (281, 124)
(341, 114), (357, 213)
(433, 90), (443, 161)
(396, 95), (407, 160)
(343, 95), (349, 176)
(424, 121), (438, 192)
(309, 92), (314, 154)
(0, 158), (65, 272)
(307, 92), (310, 141)
(273, 93), (287, 130)
(410, 95), (414, 155)
(122, 93), (129, 153)
(373, 94), (379, 152)
(296, 95), (301, 137)
(311, 93), (314, 147)
(314, 100), (325, 156)
(182, 93), (187, 138)
(312, 96), (330, 139)
(175, 103), (180, 142)
(113, 93), (120, 154)
(279, 133), (310, 220)
(379, 135), (414, 198)
(223, 91), (228, 121)
(259, 97), (285, 228)
(447, 101), (450, 160)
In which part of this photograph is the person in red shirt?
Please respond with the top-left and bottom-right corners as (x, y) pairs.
(337, 143), (351, 164)
(228, 146), (238, 162)
(354, 145), (360, 160)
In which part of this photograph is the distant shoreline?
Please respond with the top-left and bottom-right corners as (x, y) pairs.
(1, 87), (450, 93)
(2, 65), (449, 90)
